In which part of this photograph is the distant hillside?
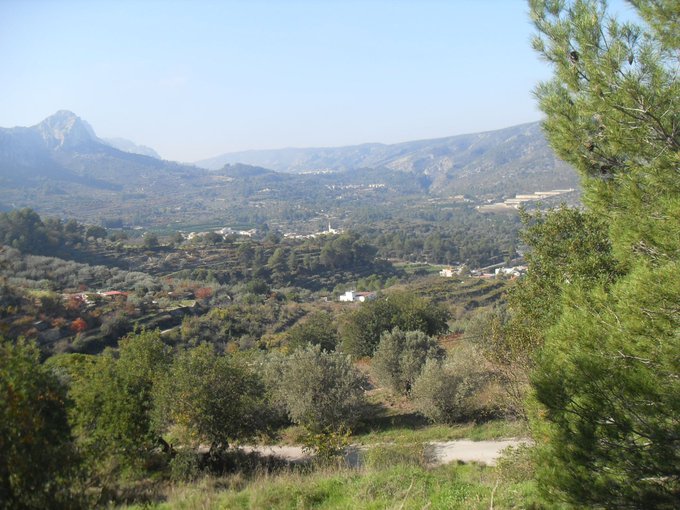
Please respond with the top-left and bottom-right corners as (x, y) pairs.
(103, 137), (161, 159)
(0, 110), (192, 186)
(197, 122), (579, 195)
(0, 111), (210, 223)
(0, 112), (579, 227)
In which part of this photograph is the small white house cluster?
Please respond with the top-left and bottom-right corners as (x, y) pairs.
(284, 222), (342, 240)
(338, 290), (377, 302)
(186, 227), (256, 241)
(494, 266), (528, 278)
(439, 266), (468, 277)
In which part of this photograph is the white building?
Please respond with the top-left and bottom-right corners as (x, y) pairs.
(338, 290), (377, 302)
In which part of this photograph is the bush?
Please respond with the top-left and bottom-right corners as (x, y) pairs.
(169, 450), (203, 482)
(410, 343), (493, 424)
(68, 331), (172, 477)
(286, 310), (339, 351)
(264, 345), (367, 433)
(0, 338), (80, 509)
(341, 291), (449, 357)
(371, 328), (444, 395)
(153, 343), (272, 453)
(301, 426), (352, 464)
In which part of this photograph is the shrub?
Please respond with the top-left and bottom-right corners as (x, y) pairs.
(371, 328), (443, 395)
(301, 426), (352, 464)
(169, 450), (203, 482)
(68, 331), (172, 476)
(264, 345), (367, 432)
(410, 342), (493, 424)
(341, 291), (449, 357)
(0, 338), (80, 509)
(153, 343), (271, 453)
(286, 310), (339, 351)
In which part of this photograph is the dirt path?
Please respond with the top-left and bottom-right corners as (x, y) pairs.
(426, 439), (525, 466)
(239, 439), (528, 467)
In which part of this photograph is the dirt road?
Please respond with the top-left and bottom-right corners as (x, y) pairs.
(239, 438), (528, 467)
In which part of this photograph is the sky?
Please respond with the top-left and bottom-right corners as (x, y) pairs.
(0, 0), (632, 162)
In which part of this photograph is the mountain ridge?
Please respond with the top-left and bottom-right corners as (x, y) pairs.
(0, 111), (579, 225)
(195, 121), (578, 195)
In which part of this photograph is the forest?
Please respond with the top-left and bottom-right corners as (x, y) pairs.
(1, 1), (679, 509)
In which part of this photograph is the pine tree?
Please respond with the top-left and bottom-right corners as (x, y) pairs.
(527, 0), (679, 506)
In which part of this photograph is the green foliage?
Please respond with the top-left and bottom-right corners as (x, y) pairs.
(530, 0), (680, 266)
(68, 330), (171, 476)
(130, 461), (546, 510)
(371, 327), (443, 395)
(0, 338), (80, 509)
(85, 225), (107, 239)
(532, 263), (680, 507)
(410, 342), (494, 424)
(301, 425), (352, 464)
(0, 208), (95, 256)
(168, 450), (203, 482)
(286, 310), (339, 351)
(264, 345), (367, 433)
(153, 342), (270, 452)
(502, 207), (618, 361)
(361, 443), (426, 470)
(527, 1), (680, 506)
(319, 232), (378, 270)
(142, 232), (159, 249)
(360, 209), (523, 267)
(0, 208), (53, 253)
(341, 291), (449, 357)
(473, 207), (620, 416)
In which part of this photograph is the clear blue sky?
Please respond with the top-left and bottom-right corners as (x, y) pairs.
(0, 0), (632, 162)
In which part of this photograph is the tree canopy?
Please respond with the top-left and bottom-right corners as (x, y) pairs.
(527, 0), (680, 506)
(0, 339), (79, 509)
(340, 291), (449, 357)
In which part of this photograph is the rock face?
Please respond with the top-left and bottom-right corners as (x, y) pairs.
(35, 110), (99, 150)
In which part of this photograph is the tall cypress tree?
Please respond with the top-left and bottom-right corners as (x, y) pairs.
(527, 0), (679, 507)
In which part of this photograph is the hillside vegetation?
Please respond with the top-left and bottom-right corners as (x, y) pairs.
(1, 1), (678, 509)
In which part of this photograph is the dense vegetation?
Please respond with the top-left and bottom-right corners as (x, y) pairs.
(1, 202), (519, 507)
(1, 1), (677, 508)
(520, 1), (679, 506)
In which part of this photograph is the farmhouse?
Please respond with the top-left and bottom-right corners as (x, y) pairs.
(338, 290), (377, 302)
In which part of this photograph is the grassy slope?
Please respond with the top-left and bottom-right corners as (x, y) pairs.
(353, 419), (529, 445)
(125, 460), (545, 510)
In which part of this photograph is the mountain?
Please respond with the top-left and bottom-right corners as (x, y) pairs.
(103, 137), (161, 159)
(196, 122), (579, 195)
(0, 110), (166, 184)
(0, 111), (210, 224)
(0, 112), (579, 227)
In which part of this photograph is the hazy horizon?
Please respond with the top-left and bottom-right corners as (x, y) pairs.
(1, 0), (633, 162)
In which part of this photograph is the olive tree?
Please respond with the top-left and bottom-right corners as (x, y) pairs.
(264, 345), (367, 433)
(372, 328), (443, 395)
(153, 342), (270, 453)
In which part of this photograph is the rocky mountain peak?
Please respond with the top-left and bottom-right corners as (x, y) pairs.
(35, 110), (99, 149)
